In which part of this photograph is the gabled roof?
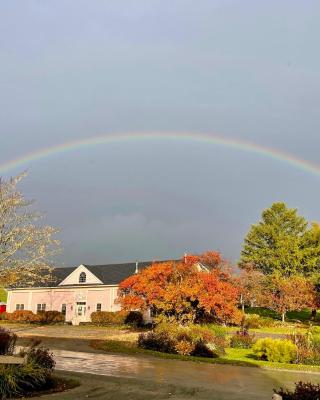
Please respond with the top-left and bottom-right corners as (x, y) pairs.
(51, 266), (78, 284)
(83, 261), (154, 285)
(11, 260), (177, 288)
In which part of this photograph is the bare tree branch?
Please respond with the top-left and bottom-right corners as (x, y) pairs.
(0, 173), (60, 287)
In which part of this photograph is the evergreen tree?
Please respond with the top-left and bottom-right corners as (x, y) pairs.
(240, 202), (312, 276)
(301, 222), (320, 275)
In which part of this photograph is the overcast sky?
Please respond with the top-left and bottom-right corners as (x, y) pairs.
(1, 1), (320, 266)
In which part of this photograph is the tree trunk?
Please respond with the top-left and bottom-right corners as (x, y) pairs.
(240, 294), (245, 313)
(282, 312), (285, 323)
(311, 309), (317, 320)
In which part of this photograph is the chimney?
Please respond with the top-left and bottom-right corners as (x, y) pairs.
(184, 252), (187, 263)
(135, 261), (139, 274)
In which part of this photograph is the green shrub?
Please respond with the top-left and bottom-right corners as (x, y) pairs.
(0, 329), (56, 399)
(0, 361), (49, 398)
(313, 335), (320, 348)
(253, 338), (297, 363)
(310, 326), (320, 335)
(0, 328), (17, 355)
(275, 381), (320, 400)
(0, 364), (22, 398)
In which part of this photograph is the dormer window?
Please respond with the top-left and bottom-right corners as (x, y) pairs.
(79, 272), (86, 283)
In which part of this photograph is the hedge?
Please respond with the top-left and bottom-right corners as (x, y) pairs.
(90, 311), (143, 327)
(1, 310), (65, 324)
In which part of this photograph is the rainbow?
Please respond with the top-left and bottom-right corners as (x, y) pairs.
(1, 132), (319, 177)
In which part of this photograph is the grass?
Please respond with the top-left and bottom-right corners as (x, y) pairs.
(245, 307), (320, 324)
(223, 348), (320, 372)
(287, 309), (320, 322)
(92, 339), (320, 373)
(233, 307), (320, 335)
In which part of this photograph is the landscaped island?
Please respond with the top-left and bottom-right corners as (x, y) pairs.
(0, 327), (78, 399)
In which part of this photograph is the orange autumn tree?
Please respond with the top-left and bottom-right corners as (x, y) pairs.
(118, 253), (242, 325)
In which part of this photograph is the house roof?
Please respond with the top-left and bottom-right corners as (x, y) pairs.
(83, 261), (154, 285)
(11, 260), (178, 288)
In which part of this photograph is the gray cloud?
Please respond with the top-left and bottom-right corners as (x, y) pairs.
(1, 1), (320, 265)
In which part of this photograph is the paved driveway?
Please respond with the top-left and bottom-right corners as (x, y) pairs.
(7, 323), (320, 399)
(1, 322), (139, 341)
(2, 322), (287, 341)
(52, 348), (320, 400)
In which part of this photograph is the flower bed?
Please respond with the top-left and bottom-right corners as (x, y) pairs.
(138, 322), (227, 358)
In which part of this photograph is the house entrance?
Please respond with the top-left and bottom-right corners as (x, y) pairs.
(76, 302), (86, 322)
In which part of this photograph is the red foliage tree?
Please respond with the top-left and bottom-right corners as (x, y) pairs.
(118, 253), (242, 325)
(259, 274), (316, 322)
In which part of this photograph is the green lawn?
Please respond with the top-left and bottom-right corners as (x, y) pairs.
(245, 306), (320, 324)
(92, 339), (320, 373)
(223, 348), (320, 372)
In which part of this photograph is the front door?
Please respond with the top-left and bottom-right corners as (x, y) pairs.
(76, 302), (87, 323)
